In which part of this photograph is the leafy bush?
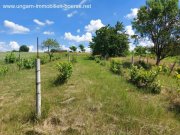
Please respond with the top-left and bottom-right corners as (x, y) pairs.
(71, 56), (77, 64)
(110, 60), (123, 75)
(0, 66), (8, 76)
(40, 56), (49, 64)
(159, 65), (170, 74)
(95, 57), (101, 63)
(100, 61), (106, 66)
(5, 52), (17, 64)
(17, 58), (35, 69)
(23, 58), (35, 69)
(134, 61), (152, 70)
(55, 62), (73, 84)
(130, 66), (161, 94)
(176, 68), (180, 74)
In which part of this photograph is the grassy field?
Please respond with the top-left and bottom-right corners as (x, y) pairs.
(0, 53), (180, 135)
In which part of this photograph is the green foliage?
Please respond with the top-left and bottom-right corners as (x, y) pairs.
(110, 60), (123, 75)
(132, 0), (180, 65)
(55, 62), (73, 84)
(176, 68), (180, 74)
(134, 46), (147, 57)
(79, 44), (85, 52)
(0, 66), (8, 76)
(90, 22), (129, 57)
(40, 56), (49, 64)
(134, 61), (152, 70)
(130, 66), (161, 94)
(42, 38), (60, 61)
(17, 58), (35, 69)
(95, 57), (101, 63)
(161, 65), (170, 74)
(99, 61), (106, 66)
(19, 45), (29, 52)
(69, 46), (77, 52)
(5, 52), (17, 64)
(71, 56), (77, 64)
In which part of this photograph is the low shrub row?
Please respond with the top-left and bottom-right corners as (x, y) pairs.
(130, 66), (161, 94)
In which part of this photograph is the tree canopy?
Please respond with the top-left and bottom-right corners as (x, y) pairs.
(19, 45), (29, 52)
(42, 38), (59, 61)
(79, 44), (85, 52)
(90, 22), (129, 57)
(69, 46), (77, 52)
(132, 0), (180, 65)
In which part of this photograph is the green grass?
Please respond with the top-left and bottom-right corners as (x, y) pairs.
(0, 53), (180, 134)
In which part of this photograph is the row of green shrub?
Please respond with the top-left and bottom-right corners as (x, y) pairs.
(5, 52), (62, 65)
(92, 56), (162, 94)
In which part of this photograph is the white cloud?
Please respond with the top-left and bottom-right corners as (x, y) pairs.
(85, 19), (105, 33)
(33, 19), (45, 26)
(4, 20), (30, 34)
(125, 25), (135, 36)
(77, 29), (81, 33)
(45, 20), (54, 25)
(43, 31), (55, 35)
(67, 11), (78, 18)
(28, 45), (34, 52)
(9, 41), (20, 50)
(125, 8), (139, 19)
(33, 19), (54, 26)
(64, 32), (92, 42)
(61, 45), (70, 51)
(0, 42), (6, 51)
(85, 47), (91, 53)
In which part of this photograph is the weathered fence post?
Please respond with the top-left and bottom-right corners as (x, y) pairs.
(36, 37), (41, 118)
(68, 51), (70, 62)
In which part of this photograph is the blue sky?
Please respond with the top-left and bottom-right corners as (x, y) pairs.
(0, 0), (177, 52)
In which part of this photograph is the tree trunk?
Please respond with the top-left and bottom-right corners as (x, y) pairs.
(156, 56), (161, 66)
(169, 62), (176, 75)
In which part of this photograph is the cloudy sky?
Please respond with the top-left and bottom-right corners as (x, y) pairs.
(0, 0), (177, 52)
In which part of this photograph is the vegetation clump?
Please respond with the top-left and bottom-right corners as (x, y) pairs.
(0, 66), (8, 76)
(55, 62), (73, 84)
(130, 66), (161, 94)
(5, 52), (17, 64)
(110, 59), (123, 75)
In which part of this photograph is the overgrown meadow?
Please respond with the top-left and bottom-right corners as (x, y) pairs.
(0, 52), (179, 135)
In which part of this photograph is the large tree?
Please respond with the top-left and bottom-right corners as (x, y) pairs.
(42, 38), (59, 61)
(69, 46), (77, 52)
(132, 0), (180, 65)
(19, 45), (29, 52)
(79, 44), (85, 52)
(90, 22), (129, 57)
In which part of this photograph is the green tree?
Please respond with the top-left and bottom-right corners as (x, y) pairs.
(69, 46), (77, 52)
(134, 46), (147, 61)
(42, 38), (59, 61)
(132, 0), (180, 65)
(90, 22), (129, 57)
(79, 44), (85, 52)
(19, 45), (29, 52)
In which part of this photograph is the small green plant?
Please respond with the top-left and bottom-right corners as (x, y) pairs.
(5, 52), (17, 64)
(176, 68), (180, 74)
(71, 56), (77, 64)
(17, 58), (35, 69)
(100, 61), (106, 66)
(40, 56), (49, 64)
(55, 62), (73, 84)
(110, 60), (123, 75)
(134, 61), (152, 70)
(0, 66), (8, 76)
(23, 58), (35, 69)
(95, 57), (101, 63)
(130, 66), (161, 94)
